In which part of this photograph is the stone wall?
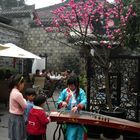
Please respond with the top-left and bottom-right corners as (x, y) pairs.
(23, 26), (80, 72)
(0, 22), (23, 45)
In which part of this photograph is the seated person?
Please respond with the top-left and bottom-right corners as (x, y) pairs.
(56, 75), (87, 140)
(41, 69), (47, 77)
(32, 69), (41, 84)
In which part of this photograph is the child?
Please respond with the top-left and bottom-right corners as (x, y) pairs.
(26, 95), (50, 140)
(24, 88), (36, 123)
(8, 74), (27, 140)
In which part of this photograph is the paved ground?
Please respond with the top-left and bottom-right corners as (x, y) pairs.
(0, 89), (123, 140)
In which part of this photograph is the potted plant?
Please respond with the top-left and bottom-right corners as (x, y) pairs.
(33, 0), (137, 138)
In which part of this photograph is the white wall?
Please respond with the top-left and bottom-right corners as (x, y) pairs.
(32, 57), (45, 74)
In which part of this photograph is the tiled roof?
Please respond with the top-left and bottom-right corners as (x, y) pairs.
(30, 19), (52, 27)
(0, 16), (11, 24)
(30, 1), (68, 27)
(29, 2), (65, 27)
(0, 5), (35, 18)
(0, 22), (23, 33)
(36, 2), (67, 19)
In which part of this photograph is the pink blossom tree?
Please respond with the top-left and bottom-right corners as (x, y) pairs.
(34, 0), (135, 111)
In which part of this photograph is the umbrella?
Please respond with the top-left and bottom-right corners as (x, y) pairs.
(0, 43), (41, 59)
(0, 44), (9, 50)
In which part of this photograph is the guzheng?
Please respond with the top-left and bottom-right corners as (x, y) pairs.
(50, 111), (140, 133)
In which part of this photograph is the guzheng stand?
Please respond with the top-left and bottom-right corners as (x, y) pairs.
(53, 122), (66, 140)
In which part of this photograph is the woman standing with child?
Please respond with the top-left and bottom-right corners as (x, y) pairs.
(8, 74), (27, 140)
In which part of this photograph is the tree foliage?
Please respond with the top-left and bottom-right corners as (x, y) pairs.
(125, 16), (140, 50)
(47, 0), (135, 67)
(34, 0), (136, 111)
(50, 0), (135, 111)
(124, 0), (140, 50)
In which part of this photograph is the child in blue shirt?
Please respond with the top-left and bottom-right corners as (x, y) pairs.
(24, 88), (36, 123)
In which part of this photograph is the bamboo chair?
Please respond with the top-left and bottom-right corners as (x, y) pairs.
(33, 76), (57, 111)
(33, 76), (46, 94)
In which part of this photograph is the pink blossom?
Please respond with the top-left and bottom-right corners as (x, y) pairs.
(34, 0), (135, 50)
(107, 45), (112, 49)
(46, 27), (53, 32)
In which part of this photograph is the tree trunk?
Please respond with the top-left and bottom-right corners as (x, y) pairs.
(86, 56), (91, 111)
(104, 69), (113, 111)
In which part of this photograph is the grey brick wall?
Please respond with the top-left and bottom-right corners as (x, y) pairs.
(0, 22), (23, 46)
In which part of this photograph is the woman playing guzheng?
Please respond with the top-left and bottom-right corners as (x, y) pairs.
(56, 75), (87, 140)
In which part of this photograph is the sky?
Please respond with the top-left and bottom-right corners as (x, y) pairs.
(25, 0), (64, 9)
(25, 0), (114, 9)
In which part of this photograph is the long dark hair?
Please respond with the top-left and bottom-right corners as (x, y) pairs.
(8, 74), (24, 91)
(67, 75), (80, 98)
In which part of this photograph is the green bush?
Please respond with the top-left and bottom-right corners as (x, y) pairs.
(0, 69), (5, 80)
(79, 74), (87, 92)
(62, 55), (80, 74)
(0, 68), (18, 80)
